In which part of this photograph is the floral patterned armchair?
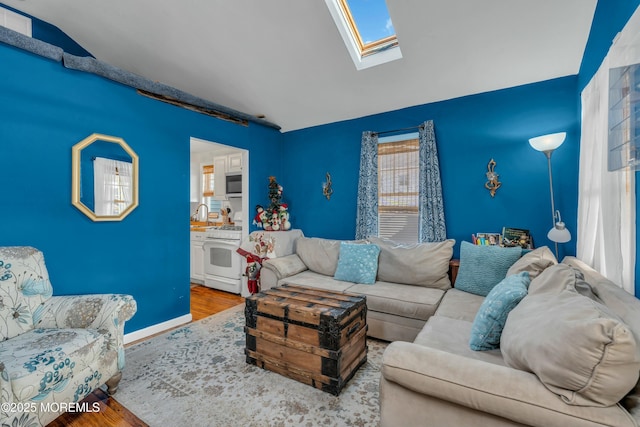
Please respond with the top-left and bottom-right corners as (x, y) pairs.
(0, 246), (137, 427)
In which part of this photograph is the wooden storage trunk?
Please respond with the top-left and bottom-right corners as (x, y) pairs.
(245, 284), (368, 395)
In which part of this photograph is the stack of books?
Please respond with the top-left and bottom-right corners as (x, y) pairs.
(471, 233), (502, 246)
(471, 227), (534, 249)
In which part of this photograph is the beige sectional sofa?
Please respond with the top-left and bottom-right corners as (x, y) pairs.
(261, 234), (640, 426)
(380, 256), (640, 427)
(260, 235), (455, 342)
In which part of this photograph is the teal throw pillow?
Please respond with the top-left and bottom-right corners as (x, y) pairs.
(455, 241), (522, 296)
(469, 271), (530, 351)
(333, 242), (380, 284)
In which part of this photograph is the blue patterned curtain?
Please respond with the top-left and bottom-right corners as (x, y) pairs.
(419, 120), (447, 242)
(355, 131), (379, 239)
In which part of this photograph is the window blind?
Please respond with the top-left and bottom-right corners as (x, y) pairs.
(378, 138), (419, 243)
(202, 164), (214, 197)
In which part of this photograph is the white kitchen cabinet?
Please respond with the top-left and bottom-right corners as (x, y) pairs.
(190, 232), (205, 282)
(213, 156), (227, 200)
(227, 152), (243, 173)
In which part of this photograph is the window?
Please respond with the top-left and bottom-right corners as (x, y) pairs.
(201, 164), (222, 220)
(325, 0), (402, 70)
(0, 6), (32, 37)
(93, 157), (133, 216)
(202, 164), (214, 197)
(378, 134), (419, 243)
(608, 63), (640, 171)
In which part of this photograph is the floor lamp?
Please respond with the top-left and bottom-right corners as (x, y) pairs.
(528, 132), (571, 259)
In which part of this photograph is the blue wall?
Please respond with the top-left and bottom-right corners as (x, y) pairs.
(578, 0), (640, 296)
(4, 0), (640, 335)
(0, 42), (282, 333)
(281, 77), (580, 259)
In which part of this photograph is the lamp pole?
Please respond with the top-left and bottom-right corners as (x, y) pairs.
(545, 150), (559, 258)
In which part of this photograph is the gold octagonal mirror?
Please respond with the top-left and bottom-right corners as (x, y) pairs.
(72, 133), (139, 221)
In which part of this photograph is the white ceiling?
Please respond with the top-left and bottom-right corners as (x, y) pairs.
(4, 0), (597, 132)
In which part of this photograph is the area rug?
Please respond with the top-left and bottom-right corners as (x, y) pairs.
(115, 304), (388, 427)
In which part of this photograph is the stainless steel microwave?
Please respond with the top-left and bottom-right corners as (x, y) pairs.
(225, 173), (242, 196)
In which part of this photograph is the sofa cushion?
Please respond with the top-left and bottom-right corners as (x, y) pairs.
(278, 270), (357, 293)
(434, 288), (485, 322)
(528, 263), (601, 303)
(469, 272), (530, 351)
(334, 242), (380, 284)
(414, 316), (506, 366)
(455, 242), (522, 296)
(348, 281), (445, 321)
(506, 246), (556, 279)
(501, 288), (640, 407)
(296, 237), (342, 276)
(261, 254), (308, 280)
(0, 328), (108, 401)
(367, 237), (454, 290)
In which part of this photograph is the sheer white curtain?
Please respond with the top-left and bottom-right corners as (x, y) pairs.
(94, 157), (133, 216)
(578, 15), (637, 294)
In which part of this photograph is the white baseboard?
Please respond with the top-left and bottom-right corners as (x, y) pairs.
(124, 313), (192, 344)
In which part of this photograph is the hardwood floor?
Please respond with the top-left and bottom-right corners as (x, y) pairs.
(190, 283), (245, 321)
(47, 285), (244, 427)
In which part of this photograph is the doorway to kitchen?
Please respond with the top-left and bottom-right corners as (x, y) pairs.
(189, 137), (249, 305)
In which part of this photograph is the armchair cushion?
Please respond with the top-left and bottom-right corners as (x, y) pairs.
(0, 328), (108, 401)
(0, 247), (54, 341)
(37, 294), (137, 370)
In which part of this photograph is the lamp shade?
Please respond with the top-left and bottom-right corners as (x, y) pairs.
(547, 222), (571, 243)
(529, 132), (567, 152)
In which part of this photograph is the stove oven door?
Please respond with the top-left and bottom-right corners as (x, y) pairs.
(202, 238), (242, 280)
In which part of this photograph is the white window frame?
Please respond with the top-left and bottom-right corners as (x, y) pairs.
(324, 0), (402, 70)
(0, 6), (32, 37)
(377, 132), (419, 243)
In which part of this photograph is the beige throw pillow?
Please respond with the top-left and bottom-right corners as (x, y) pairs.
(527, 263), (600, 302)
(367, 236), (454, 290)
(501, 288), (640, 407)
(295, 237), (342, 276)
(506, 246), (557, 280)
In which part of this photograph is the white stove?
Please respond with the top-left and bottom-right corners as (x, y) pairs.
(202, 225), (243, 294)
(204, 225), (242, 241)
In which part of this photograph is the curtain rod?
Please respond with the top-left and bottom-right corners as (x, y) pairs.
(373, 124), (424, 136)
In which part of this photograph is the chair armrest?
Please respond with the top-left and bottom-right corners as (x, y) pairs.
(382, 342), (635, 427)
(0, 363), (13, 412)
(35, 294), (137, 369)
(261, 255), (308, 289)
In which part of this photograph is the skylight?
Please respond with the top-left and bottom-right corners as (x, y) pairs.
(325, 0), (402, 70)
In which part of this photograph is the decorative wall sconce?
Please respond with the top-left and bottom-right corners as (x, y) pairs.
(484, 159), (501, 197)
(322, 172), (333, 200)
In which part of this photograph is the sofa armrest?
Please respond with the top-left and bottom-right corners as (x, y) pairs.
(382, 342), (636, 427)
(35, 294), (137, 369)
(261, 255), (308, 289)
